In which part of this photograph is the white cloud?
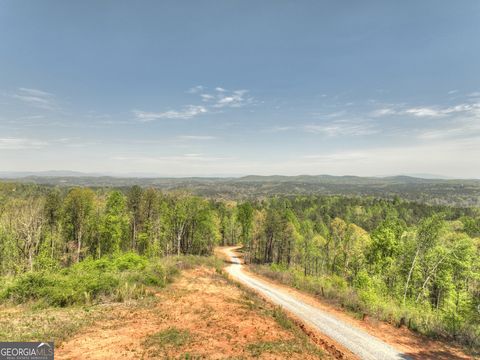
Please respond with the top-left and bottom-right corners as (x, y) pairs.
(187, 85), (204, 94)
(112, 153), (228, 163)
(201, 94), (215, 101)
(215, 90), (251, 108)
(370, 107), (397, 117)
(404, 107), (444, 117)
(133, 86), (254, 122)
(268, 126), (294, 132)
(369, 101), (480, 119)
(311, 110), (348, 119)
(417, 118), (480, 141)
(200, 88), (252, 109)
(406, 103), (480, 117)
(178, 135), (216, 140)
(133, 105), (207, 121)
(303, 152), (367, 162)
(12, 88), (57, 110)
(304, 120), (378, 137)
(0, 137), (48, 150)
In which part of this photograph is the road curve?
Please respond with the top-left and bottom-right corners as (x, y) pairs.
(223, 247), (410, 360)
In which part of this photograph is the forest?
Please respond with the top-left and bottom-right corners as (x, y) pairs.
(0, 182), (479, 349)
(3, 173), (480, 207)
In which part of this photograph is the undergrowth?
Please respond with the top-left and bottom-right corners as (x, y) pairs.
(250, 263), (480, 353)
(0, 253), (221, 308)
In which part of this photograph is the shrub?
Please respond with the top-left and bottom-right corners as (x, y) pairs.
(113, 252), (148, 271)
(1, 253), (181, 307)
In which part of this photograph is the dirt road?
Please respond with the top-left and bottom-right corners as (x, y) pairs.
(223, 247), (410, 360)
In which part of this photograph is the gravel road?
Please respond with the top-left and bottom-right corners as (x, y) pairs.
(224, 248), (410, 360)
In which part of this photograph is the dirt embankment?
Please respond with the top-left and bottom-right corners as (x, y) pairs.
(57, 267), (331, 359)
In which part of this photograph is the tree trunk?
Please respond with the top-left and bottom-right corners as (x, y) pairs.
(403, 248), (419, 304)
(76, 227), (82, 263)
(132, 220), (137, 251)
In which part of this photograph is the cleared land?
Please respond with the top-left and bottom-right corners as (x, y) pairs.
(56, 267), (329, 359)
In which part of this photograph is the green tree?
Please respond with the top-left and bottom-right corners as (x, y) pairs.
(127, 185), (143, 251)
(63, 188), (95, 263)
(99, 191), (129, 257)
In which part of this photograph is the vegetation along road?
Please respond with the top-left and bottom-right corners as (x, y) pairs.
(223, 247), (409, 360)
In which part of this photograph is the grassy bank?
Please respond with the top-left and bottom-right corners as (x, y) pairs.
(0, 253), (222, 308)
(250, 263), (479, 354)
(0, 254), (222, 343)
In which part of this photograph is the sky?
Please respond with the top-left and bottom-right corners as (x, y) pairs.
(1, 0), (480, 178)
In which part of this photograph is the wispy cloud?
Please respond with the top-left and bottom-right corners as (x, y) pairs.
(417, 118), (480, 141)
(200, 94), (215, 101)
(304, 120), (378, 137)
(133, 105), (207, 121)
(370, 107), (398, 117)
(133, 86), (254, 122)
(0, 137), (48, 150)
(303, 151), (367, 162)
(187, 85), (204, 94)
(112, 153), (228, 163)
(404, 107), (446, 117)
(178, 135), (216, 140)
(267, 126), (294, 132)
(370, 101), (480, 118)
(12, 88), (58, 110)
(200, 87), (253, 109)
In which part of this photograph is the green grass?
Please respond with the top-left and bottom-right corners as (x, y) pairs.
(0, 253), (224, 308)
(143, 327), (192, 350)
(0, 252), (177, 307)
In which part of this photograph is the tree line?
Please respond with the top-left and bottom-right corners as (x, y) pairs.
(0, 185), (220, 274)
(237, 196), (479, 346)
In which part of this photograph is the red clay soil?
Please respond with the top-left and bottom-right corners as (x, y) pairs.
(57, 267), (333, 359)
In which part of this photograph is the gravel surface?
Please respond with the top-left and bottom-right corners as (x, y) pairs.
(225, 248), (411, 360)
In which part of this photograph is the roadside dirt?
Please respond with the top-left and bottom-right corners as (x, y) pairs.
(57, 267), (332, 359)
(224, 247), (475, 360)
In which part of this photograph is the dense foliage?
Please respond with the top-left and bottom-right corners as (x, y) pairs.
(0, 182), (478, 348)
(239, 196), (480, 348)
(0, 185), (220, 274)
(0, 252), (178, 306)
(3, 174), (480, 207)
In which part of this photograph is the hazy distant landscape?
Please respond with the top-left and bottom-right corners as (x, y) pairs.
(2, 173), (480, 207)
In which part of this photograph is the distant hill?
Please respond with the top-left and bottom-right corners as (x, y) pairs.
(0, 171), (480, 207)
(1, 172), (479, 207)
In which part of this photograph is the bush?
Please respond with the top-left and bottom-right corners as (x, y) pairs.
(0, 253), (181, 307)
(113, 252), (148, 271)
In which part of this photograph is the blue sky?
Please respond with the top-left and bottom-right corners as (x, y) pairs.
(1, 0), (480, 177)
